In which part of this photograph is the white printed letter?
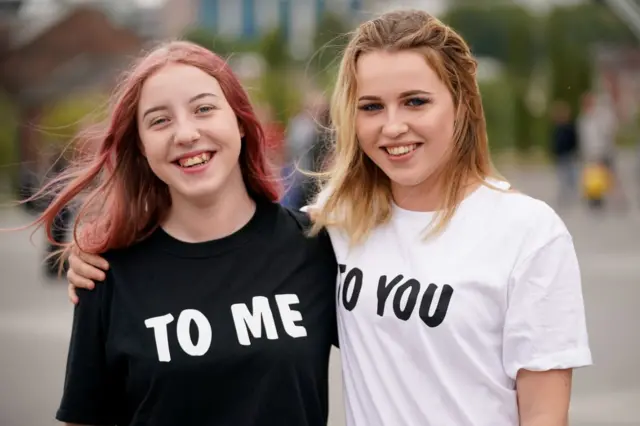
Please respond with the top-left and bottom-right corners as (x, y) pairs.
(275, 294), (307, 339)
(176, 309), (212, 357)
(230, 296), (279, 346)
(144, 313), (175, 362)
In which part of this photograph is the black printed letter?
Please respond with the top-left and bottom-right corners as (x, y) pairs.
(342, 267), (363, 311)
(419, 283), (454, 328)
(376, 275), (403, 316)
(392, 279), (420, 321)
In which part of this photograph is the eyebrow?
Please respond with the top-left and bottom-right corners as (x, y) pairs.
(357, 89), (433, 102)
(142, 92), (218, 118)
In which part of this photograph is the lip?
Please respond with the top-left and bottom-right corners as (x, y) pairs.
(174, 152), (216, 175)
(379, 142), (423, 149)
(171, 149), (216, 163)
(381, 143), (422, 162)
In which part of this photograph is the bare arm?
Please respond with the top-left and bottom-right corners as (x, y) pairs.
(517, 368), (572, 426)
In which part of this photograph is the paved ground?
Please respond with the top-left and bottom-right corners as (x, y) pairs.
(0, 151), (638, 426)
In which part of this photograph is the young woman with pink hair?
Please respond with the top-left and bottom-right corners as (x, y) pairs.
(28, 41), (338, 426)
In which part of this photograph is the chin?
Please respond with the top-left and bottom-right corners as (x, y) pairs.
(384, 169), (432, 189)
(171, 181), (224, 202)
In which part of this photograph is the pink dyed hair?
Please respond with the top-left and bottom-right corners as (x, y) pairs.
(29, 41), (281, 255)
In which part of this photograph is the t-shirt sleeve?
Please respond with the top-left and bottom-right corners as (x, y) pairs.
(502, 232), (593, 380)
(56, 274), (123, 425)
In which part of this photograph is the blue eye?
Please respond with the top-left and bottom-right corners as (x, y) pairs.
(358, 103), (383, 112)
(406, 97), (429, 107)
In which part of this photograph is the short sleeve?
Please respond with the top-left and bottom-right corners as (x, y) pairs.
(502, 233), (592, 380)
(56, 276), (123, 425)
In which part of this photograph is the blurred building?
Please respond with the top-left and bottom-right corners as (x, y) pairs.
(0, 0), (156, 202)
(161, 0), (369, 57)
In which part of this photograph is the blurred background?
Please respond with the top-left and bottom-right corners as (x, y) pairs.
(0, 0), (638, 425)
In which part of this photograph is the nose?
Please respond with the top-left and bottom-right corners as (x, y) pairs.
(173, 119), (200, 145)
(381, 113), (409, 139)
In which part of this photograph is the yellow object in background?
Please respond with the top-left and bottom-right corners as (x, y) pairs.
(582, 163), (610, 200)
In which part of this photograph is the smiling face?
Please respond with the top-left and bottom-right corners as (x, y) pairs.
(355, 49), (456, 201)
(137, 63), (245, 204)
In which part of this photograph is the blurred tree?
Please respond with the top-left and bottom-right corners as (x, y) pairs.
(39, 93), (108, 146)
(254, 26), (296, 123)
(0, 91), (18, 181)
(311, 11), (350, 87)
(444, 0), (637, 155)
(545, 2), (636, 117)
(478, 79), (514, 153)
(184, 26), (298, 123)
(443, 3), (538, 153)
(257, 26), (291, 69)
(183, 27), (260, 57)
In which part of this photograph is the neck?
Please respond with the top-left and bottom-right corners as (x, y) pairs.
(162, 171), (257, 243)
(392, 171), (480, 212)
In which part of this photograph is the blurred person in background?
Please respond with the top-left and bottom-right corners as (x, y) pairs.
(281, 92), (330, 209)
(549, 100), (579, 208)
(578, 91), (627, 211)
(68, 10), (591, 426)
(22, 41), (339, 426)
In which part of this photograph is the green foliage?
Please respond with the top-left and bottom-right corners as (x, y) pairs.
(252, 69), (301, 123)
(443, 3), (538, 69)
(183, 27), (260, 57)
(39, 93), (108, 145)
(184, 26), (298, 122)
(545, 2), (635, 117)
(258, 26), (291, 69)
(0, 92), (17, 175)
(445, 0), (638, 154)
(444, 3), (539, 153)
(479, 79), (514, 153)
(311, 12), (350, 76)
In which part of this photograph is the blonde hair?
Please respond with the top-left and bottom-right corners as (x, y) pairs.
(309, 9), (502, 244)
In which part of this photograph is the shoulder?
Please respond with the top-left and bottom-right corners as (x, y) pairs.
(278, 203), (313, 232)
(498, 189), (567, 236)
(480, 183), (572, 260)
(271, 202), (334, 251)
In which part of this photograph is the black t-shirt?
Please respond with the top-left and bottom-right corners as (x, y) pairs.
(55, 200), (339, 426)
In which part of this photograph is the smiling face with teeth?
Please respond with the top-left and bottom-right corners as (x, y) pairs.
(137, 63), (246, 205)
(355, 49), (456, 206)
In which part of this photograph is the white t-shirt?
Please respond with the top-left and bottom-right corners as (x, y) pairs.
(315, 181), (592, 426)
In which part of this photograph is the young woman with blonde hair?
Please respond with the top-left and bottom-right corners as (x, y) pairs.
(65, 9), (591, 426)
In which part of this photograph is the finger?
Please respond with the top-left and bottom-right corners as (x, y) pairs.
(67, 268), (96, 290)
(77, 250), (110, 271)
(68, 283), (79, 305)
(69, 254), (105, 282)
